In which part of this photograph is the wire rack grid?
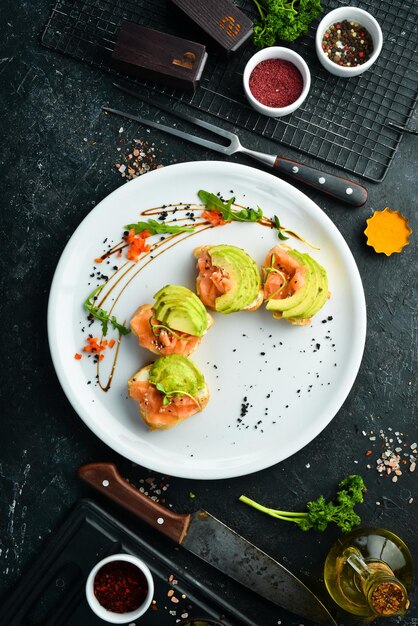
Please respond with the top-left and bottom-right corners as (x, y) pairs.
(41, 0), (418, 182)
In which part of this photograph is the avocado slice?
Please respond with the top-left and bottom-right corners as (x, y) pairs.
(153, 285), (209, 337)
(154, 284), (196, 301)
(282, 254), (320, 319)
(302, 259), (329, 319)
(149, 354), (205, 397)
(208, 244), (261, 314)
(155, 293), (205, 324)
(266, 250), (312, 313)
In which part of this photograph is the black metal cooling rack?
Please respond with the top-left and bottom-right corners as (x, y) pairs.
(41, 0), (418, 182)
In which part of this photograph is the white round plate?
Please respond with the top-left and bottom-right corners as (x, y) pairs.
(48, 161), (366, 479)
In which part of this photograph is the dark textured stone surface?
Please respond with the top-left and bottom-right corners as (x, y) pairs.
(0, 1), (417, 624)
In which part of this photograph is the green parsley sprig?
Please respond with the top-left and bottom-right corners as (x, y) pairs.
(125, 218), (195, 236)
(84, 285), (131, 337)
(240, 475), (366, 532)
(251, 0), (323, 48)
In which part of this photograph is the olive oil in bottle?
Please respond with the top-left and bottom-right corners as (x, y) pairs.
(324, 527), (413, 618)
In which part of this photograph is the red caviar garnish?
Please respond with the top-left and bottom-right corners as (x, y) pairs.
(74, 353), (82, 360)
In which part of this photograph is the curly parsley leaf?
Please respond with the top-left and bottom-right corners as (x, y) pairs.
(84, 286), (131, 337)
(240, 475), (366, 533)
(198, 189), (263, 223)
(251, 0), (323, 47)
(125, 218), (195, 236)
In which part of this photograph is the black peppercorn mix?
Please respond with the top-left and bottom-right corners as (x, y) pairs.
(322, 20), (374, 67)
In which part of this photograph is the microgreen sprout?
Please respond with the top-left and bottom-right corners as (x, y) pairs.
(153, 382), (201, 408)
(149, 318), (186, 340)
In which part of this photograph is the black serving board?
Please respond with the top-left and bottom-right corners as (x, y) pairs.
(0, 499), (257, 626)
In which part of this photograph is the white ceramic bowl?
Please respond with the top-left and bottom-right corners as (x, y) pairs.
(85, 554), (154, 623)
(243, 46), (311, 117)
(315, 7), (383, 77)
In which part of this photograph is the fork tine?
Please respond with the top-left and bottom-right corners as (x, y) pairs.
(113, 82), (238, 141)
(102, 107), (233, 155)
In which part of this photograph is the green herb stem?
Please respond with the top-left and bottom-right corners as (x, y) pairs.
(240, 475), (366, 533)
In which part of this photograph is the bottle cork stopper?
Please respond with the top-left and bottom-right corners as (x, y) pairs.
(370, 580), (406, 615)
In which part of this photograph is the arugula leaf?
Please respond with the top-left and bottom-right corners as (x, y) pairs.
(84, 286), (131, 337)
(125, 218), (194, 236)
(198, 190), (234, 218)
(198, 190), (263, 223)
(273, 215), (289, 241)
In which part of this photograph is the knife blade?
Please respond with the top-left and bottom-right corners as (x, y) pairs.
(77, 463), (337, 626)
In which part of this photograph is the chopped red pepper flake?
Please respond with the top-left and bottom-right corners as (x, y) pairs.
(93, 560), (148, 613)
(202, 210), (227, 226)
(74, 353), (82, 360)
(125, 228), (151, 262)
(83, 337), (106, 353)
(81, 336), (117, 361)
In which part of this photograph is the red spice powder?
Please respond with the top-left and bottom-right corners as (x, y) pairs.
(249, 59), (304, 108)
(94, 560), (148, 613)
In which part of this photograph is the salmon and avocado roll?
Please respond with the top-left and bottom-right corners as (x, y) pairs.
(128, 354), (210, 430)
(130, 285), (213, 357)
(262, 245), (329, 325)
(194, 244), (263, 314)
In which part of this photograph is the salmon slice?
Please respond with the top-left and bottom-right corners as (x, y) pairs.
(130, 304), (201, 356)
(128, 368), (209, 430)
(262, 247), (307, 301)
(195, 250), (233, 309)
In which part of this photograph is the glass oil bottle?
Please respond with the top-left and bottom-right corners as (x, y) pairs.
(324, 527), (413, 619)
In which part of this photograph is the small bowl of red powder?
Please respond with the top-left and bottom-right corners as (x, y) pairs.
(243, 47), (310, 117)
(86, 553), (154, 623)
